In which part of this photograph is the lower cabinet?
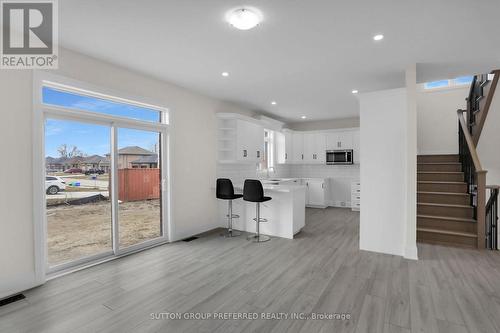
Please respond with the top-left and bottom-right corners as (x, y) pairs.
(303, 179), (327, 208)
(351, 181), (360, 211)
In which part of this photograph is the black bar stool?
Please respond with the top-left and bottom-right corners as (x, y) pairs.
(216, 178), (243, 237)
(243, 179), (272, 242)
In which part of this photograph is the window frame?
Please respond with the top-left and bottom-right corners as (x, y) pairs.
(32, 71), (172, 283)
(422, 76), (474, 92)
(262, 129), (275, 171)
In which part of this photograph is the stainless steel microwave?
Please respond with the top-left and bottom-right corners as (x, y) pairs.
(326, 150), (353, 165)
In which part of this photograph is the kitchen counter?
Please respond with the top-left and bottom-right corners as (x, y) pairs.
(232, 183), (304, 193)
(218, 181), (306, 239)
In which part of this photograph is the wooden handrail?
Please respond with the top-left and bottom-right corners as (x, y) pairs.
(457, 109), (487, 249)
(473, 70), (500, 145)
(457, 110), (484, 171)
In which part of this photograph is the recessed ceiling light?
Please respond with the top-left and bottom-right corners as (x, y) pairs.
(226, 8), (262, 30)
(271, 101), (277, 105)
(373, 34), (384, 41)
(301, 116), (307, 119)
(221, 72), (229, 77)
(352, 89), (359, 94)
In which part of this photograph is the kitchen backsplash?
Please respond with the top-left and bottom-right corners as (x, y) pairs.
(216, 163), (359, 183)
(287, 164), (359, 179)
(216, 163), (291, 185)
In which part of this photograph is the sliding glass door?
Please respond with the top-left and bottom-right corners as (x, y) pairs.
(40, 80), (169, 273)
(116, 127), (163, 249)
(45, 119), (113, 267)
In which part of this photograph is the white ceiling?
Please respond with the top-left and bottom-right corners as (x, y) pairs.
(60, 0), (500, 122)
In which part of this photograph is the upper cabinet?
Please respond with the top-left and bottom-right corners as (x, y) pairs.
(217, 114), (264, 164)
(217, 113), (359, 165)
(275, 129), (293, 164)
(303, 133), (326, 163)
(276, 128), (360, 165)
(326, 131), (353, 150)
(292, 132), (304, 163)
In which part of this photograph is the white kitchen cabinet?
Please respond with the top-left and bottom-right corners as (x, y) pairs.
(217, 114), (264, 164)
(303, 178), (327, 208)
(326, 131), (353, 150)
(351, 181), (361, 211)
(303, 133), (326, 164)
(284, 130), (293, 163)
(275, 130), (293, 164)
(292, 132), (304, 163)
(275, 131), (286, 164)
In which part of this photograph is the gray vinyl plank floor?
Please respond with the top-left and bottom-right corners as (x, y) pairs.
(1, 207), (500, 333)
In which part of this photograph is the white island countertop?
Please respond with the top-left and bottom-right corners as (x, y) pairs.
(232, 183), (304, 193)
(218, 181), (306, 239)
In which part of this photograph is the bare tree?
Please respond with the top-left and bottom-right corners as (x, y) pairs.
(58, 144), (85, 158)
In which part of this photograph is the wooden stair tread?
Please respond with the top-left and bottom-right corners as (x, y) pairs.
(417, 162), (461, 165)
(418, 154), (459, 156)
(418, 181), (466, 185)
(417, 172), (463, 174)
(417, 227), (477, 238)
(417, 202), (472, 209)
(417, 214), (476, 223)
(418, 191), (468, 196)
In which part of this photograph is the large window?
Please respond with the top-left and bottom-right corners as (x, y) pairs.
(262, 129), (275, 171)
(37, 76), (169, 273)
(424, 76), (474, 90)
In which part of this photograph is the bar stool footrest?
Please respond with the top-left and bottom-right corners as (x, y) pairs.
(247, 234), (271, 242)
(221, 229), (241, 237)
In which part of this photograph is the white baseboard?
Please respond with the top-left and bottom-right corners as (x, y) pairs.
(404, 245), (418, 260)
(0, 276), (41, 301)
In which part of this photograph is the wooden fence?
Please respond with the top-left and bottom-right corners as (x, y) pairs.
(118, 168), (160, 202)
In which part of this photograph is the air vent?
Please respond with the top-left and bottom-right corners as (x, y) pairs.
(0, 294), (26, 307)
(182, 236), (199, 242)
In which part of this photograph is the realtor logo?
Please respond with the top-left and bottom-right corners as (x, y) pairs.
(1, 0), (58, 69)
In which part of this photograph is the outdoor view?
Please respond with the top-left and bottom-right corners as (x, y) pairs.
(44, 88), (163, 267)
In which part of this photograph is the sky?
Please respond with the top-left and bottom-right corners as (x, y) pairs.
(44, 87), (161, 157)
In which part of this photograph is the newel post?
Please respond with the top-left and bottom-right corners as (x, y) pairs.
(477, 170), (487, 249)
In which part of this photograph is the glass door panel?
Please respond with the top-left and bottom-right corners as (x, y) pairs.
(45, 119), (112, 267)
(117, 127), (162, 248)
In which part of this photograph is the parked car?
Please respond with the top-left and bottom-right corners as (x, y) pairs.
(64, 168), (83, 174)
(85, 169), (105, 175)
(45, 176), (66, 195)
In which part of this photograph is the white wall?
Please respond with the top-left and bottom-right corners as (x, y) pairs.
(0, 48), (254, 299)
(359, 88), (416, 258)
(417, 85), (468, 154)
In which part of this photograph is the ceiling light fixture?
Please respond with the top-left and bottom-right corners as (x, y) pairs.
(271, 101), (277, 105)
(301, 116), (307, 119)
(373, 34), (384, 41)
(221, 72), (229, 77)
(226, 8), (262, 30)
(352, 89), (359, 94)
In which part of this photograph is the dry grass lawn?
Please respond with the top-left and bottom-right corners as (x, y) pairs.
(47, 199), (161, 266)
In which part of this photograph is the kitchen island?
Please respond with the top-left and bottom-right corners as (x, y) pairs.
(218, 182), (306, 239)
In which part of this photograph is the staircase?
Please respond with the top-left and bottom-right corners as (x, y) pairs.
(417, 154), (478, 247)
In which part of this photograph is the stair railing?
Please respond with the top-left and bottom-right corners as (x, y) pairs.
(466, 70), (500, 145)
(457, 110), (487, 249)
(486, 186), (499, 250)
